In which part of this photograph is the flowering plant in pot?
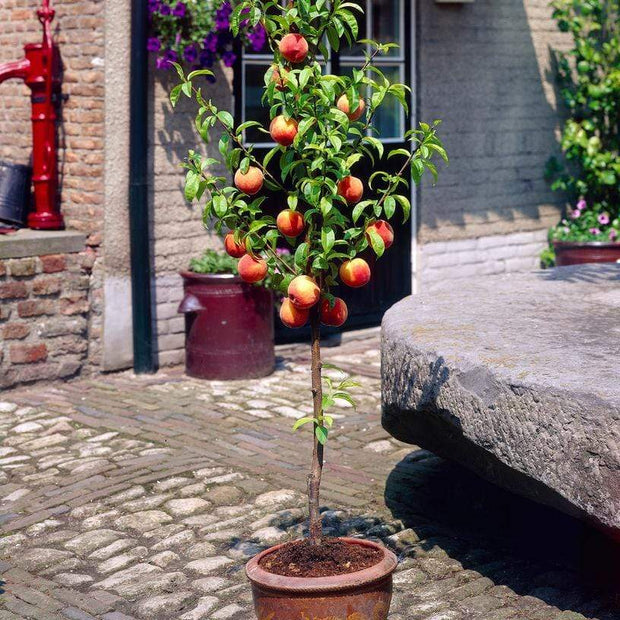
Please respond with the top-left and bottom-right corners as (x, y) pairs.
(171, 0), (446, 614)
(148, 0), (266, 71)
(544, 0), (619, 267)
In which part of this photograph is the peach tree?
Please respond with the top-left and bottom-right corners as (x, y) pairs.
(172, 0), (447, 545)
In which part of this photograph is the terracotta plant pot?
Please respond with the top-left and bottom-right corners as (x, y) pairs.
(246, 537), (398, 620)
(177, 271), (275, 380)
(553, 241), (620, 267)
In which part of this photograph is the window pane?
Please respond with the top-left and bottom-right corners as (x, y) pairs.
(372, 65), (403, 139)
(243, 64), (271, 143)
(372, 0), (401, 57)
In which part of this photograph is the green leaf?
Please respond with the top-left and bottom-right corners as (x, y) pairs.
(170, 84), (182, 107)
(321, 227), (335, 253)
(213, 194), (228, 217)
(367, 225), (385, 257)
(184, 170), (199, 202)
(294, 242), (309, 269)
(217, 111), (234, 129)
(384, 195), (396, 219)
(315, 425), (329, 445)
(292, 416), (315, 430)
(287, 194), (298, 210)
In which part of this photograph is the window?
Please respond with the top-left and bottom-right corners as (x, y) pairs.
(240, 0), (406, 146)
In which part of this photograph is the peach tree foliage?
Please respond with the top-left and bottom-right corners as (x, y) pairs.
(171, 0), (447, 544)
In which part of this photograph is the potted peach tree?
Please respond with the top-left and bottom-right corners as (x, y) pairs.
(171, 0), (446, 615)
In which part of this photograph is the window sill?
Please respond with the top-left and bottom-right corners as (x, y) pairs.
(0, 229), (86, 259)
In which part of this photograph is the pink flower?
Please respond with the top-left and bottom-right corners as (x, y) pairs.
(576, 199), (586, 211)
(598, 212), (610, 225)
(563, 227), (570, 234)
(570, 209), (581, 219)
(589, 227), (601, 235)
(610, 229), (618, 241)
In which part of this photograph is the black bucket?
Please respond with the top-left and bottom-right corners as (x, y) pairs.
(0, 161), (31, 227)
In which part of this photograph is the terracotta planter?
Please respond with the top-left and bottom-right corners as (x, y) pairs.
(177, 271), (275, 380)
(246, 538), (398, 620)
(553, 241), (620, 267)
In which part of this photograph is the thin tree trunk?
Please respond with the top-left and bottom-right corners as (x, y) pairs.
(307, 305), (324, 545)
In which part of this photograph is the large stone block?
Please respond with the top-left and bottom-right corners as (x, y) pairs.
(382, 264), (620, 538)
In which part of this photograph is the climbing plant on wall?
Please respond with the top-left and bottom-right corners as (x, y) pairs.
(545, 0), (619, 244)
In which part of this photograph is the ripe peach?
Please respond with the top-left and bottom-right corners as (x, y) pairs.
(337, 94), (366, 121)
(288, 275), (320, 309)
(337, 176), (364, 204)
(320, 297), (348, 327)
(278, 33), (309, 64)
(234, 166), (264, 195)
(365, 220), (394, 250)
(270, 115), (298, 147)
(224, 232), (246, 258)
(270, 65), (288, 91)
(276, 209), (305, 237)
(280, 297), (309, 328)
(238, 254), (267, 283)
(339, 258), (371, 288)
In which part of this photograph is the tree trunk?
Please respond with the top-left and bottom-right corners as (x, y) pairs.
(307, 305), (324, 545)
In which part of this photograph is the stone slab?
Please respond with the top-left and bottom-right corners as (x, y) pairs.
(381, 264), (620, 536)
(0, 229), (86, 259)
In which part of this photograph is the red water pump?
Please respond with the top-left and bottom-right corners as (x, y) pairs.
(0, 0), (63, 229)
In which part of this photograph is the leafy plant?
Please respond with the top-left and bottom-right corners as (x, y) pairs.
(189, 248), (239, 274)
(172, 0), (446, 546)
(148, 0), (266, 71)
(545, 0), (619, 244)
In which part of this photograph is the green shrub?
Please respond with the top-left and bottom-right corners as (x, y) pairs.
(546, 0), (619, 243)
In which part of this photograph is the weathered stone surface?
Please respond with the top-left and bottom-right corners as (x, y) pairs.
(382, 264), (620, 536)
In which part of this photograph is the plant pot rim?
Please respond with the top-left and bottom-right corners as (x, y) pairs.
(179, 270), (242, 283)
(552, 240), (620, 249)
(245, 537), (398, 593)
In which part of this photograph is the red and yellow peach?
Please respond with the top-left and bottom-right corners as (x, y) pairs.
(278, 33), (309, 64)
(270, 115), (299, 146)
(238, 254), (267, 283)
(339, 258), (371, 288)
(224, 232), (246, 258)
(337, 176), (364, 204)
(320, 297), (348, 327)
(288, 275), (320, 309)
(276, 209), (305, 237)
(280, 297), (309, 328)
(234, 166), (264, 195)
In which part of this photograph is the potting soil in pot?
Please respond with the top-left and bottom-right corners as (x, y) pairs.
(258, 538), (383, 578)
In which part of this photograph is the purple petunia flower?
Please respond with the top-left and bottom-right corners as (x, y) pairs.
(172, 2), (186, 17)
(222, 50), (236, 67)
(155, 55), (169, 69)
(576, 199), (586, 211)
(147, 37), (161, 52)
(183, 44), (198, 63)
(148, 0), (160, 14)
(199, 50), (214, 67)
(609, 229), (617, 241)
(598, 212), (610, 225)
(589, 227), (601, 235)
(248, 24), (266, 52)
(203, 33), (218, 52)
(570, 209), (580, 219)
(159, 3), (171, 15)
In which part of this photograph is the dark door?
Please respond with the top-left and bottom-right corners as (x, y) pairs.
(234, 0), (413, 341)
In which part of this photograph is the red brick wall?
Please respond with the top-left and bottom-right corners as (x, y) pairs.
(0, 0), (105, 243)
(0, 249), (95, 388)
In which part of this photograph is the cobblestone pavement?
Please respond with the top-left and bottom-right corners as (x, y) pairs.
(0, 329), (617, 619)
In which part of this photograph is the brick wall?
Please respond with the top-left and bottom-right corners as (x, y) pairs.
(149, 65), (232, 367)
(0, 249), (95, 389)
(0, 0), (105, 378)
(417, 0), (570, 243)
(419, 229), (548, 291)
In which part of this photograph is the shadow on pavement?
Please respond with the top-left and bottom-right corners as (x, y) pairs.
(384, 450), (619, 618)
